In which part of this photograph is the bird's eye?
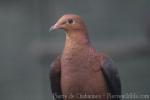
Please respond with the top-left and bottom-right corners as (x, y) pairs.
(68, 19), (74, 24)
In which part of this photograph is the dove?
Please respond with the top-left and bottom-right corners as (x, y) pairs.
(49, 14), (121, 100)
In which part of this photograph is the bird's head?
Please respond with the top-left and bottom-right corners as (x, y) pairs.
(50, 14), (86, 33)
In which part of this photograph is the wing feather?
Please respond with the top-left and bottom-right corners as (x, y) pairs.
(50, 56), (63, 100)
(101, 56), (121, 100)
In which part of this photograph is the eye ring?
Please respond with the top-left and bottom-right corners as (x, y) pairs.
(68, 19), (74, 24)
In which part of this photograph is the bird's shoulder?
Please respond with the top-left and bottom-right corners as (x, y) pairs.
(50, 55), (61, 73)
(90, 52), (106, 70)
(96, 53), (108, 65)
(97, 53), (121, 97)
(92, 52), (118, 75)
(97, 52), (118, 75)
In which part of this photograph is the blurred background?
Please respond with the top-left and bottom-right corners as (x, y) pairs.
(0, 0), (150, 100)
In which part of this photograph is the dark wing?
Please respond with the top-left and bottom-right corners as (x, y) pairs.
(101, 56), (121, 100)
(50, 56), (63, 100)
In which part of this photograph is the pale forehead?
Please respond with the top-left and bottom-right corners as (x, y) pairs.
(59, 14), (81, 21)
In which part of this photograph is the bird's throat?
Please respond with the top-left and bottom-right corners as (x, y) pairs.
(62, 30), (92, 65)
(64, 30), (90, 51)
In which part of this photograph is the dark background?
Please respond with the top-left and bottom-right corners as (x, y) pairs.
(0, 0), (150, 100)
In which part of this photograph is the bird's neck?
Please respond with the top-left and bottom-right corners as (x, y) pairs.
(63, 30), (91, 53)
